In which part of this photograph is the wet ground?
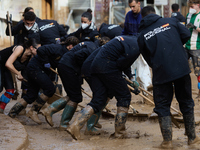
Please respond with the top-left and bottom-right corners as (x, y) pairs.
(1, 43), (200, 149)
(3, 71), (200, 150)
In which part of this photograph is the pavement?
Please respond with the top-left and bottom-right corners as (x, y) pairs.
(0, 45), (29, 149)
(0, 113), (28, 150)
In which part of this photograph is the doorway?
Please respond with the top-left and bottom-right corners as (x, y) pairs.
(42, 0), (54, 19)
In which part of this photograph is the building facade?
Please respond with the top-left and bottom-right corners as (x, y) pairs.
(0, 0), (189, 46)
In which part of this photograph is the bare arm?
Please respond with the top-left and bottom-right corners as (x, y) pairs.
(5, 46), (24, 81)
(196, 27), (200, 33)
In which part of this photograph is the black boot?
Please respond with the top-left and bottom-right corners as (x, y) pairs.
(8, 99), (27, 118)
(183, 114), (200, 145)
(158, 116), (173, 149)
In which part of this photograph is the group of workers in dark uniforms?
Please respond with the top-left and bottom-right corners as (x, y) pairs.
(1, 7), (139, 139)
(1, 3), (200, 149)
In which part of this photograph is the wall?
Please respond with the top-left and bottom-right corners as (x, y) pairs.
(54, 0), (69, 25)
(0, 0), (42, 46)
(0, 0), (27, 46)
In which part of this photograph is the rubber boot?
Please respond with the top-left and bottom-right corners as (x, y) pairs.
(18, 108), (27, 115)
(18, 89), (28, 116)
(66, 105), (94, 140)
(110, 107), (128, 139)
(8, 98), (27, 118)
(26, 93), (49, 124)
(59, 100), (78, 130)
(84, 111), (101, 135)
(40, 96), (69, 127)
(158, 116), (173, 149)
(84, 98), (110, 135)
(183, 114), (200, 145)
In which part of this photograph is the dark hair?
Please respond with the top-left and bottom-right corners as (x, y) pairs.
(129, 0), (139, 3)
(24, 38), (40, 49)
(24, 11), (36, 21)
(141, 6), (155, 18)
(81, 8), (92, 21)
(188, 0), (200, 6)
(98, 36), (110, 46)
(23, 7), (33, 16)
(64, 36), (79, 47)
(87, 8), (92, 14)
(119, 22), (124, 29)
(171, 3), (179, 12)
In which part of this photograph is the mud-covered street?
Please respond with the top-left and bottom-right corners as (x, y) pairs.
(2, 71), (200, 150)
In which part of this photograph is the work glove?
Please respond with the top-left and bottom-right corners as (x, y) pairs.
(6, 14), (12, 25)
(130, 88), (140, 95)
(128, 79), (140, 95)
(186, 23), (197, 30)
(44, 63), (51, 69)
(55, 38), (61, 44)
(130, 80), (140, 90)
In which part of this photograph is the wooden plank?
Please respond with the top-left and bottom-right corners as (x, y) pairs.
(132, 113), (150, 117)
(42, 0), (46, 19)
(47, 0), (51, 19)
(102, 110), (115, 118)
(52, 0), (54, 19)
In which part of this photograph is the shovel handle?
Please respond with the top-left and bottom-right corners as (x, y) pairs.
(128, 84), (154, 105)
(125, 77), (153, 97)
(23, 78), (28, 82)
(81, 89), (92, 98)
(50, 67), (59, 75)
(7, 11), (12, 45)
(127, 84), (182, 116)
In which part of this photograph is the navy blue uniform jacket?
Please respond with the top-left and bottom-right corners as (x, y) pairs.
(67, 22), (99, 42)
(28, 44), (69, 72)
(59, 41), (98, 74)
(171, 12), (185, 24)
(38, 19), (67, 45)
(99, 23), (122, 39)
(6, 18), (41, 45)
(91, 36), (140, 74)
(81, 47), (101, 77)
(137, 14), (191, 85)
